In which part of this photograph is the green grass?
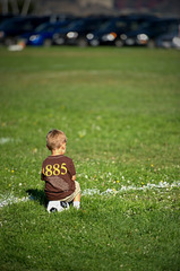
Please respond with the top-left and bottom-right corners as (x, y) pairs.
(0, 46), (180, 271)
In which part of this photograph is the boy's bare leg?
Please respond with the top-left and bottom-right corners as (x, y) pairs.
(74, 193), (81, 202)
(73, 193), (81, 209)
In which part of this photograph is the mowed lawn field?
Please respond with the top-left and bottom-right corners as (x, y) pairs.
(0, 46), (179, 271)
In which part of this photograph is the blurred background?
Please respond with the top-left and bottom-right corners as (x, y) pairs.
(0, 0), (179, 17)
(0, 0), (179, 49)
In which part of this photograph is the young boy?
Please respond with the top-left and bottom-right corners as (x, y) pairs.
(41, 129), (81, 212)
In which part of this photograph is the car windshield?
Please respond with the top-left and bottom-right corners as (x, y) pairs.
(128, 20), (152, 31)
(64, 19), (84, 30)
(0, 17), (41, 31)
(142, 20), (175, 33)
(35, 22), (50, 32)
(98, 19), (129, 31)
(35, 20), (72, 33)
(0, 18), (22, 29)
(0, 19), (31, 31)
(98, 20), (115, 31)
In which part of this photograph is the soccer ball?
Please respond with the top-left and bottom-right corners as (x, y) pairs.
(47, 201), (69, 213)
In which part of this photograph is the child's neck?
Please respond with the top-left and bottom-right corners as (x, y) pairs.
(51, 148), (65, 156)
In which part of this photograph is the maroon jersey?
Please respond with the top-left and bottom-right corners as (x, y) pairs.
(41, 155), (76, 201)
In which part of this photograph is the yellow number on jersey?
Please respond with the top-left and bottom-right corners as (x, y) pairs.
(42, 163), (67, 176)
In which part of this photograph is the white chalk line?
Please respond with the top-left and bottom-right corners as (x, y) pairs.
(0, 194), (29, 208)
(0, 181), (179, 209)
(0, 137), (14, 144)
(82, 181), (180, 196)
(0, 137), (20, 144)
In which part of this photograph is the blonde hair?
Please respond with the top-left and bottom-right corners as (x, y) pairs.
(46, 129), (67, 150)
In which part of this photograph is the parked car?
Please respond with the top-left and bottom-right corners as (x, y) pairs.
(120, 17), (180, 48)
(52, 16), (112, 47)
(155, 22), (180, 48)
(0, 14), (14, 24)
(19, 19), (75, 46)
(87, 14), (157, 47)
(0, 15), (50, 45)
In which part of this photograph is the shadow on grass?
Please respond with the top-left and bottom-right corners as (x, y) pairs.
(26, 189), (48, 207)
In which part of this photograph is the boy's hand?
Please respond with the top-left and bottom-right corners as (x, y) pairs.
(72, 175), (76, 181)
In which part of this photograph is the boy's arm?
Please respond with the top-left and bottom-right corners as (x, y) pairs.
(72, 175), (76, 181)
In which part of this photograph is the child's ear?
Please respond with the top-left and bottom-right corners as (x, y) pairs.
(62, 143), (66, 150)
(62, 144), (65, 150)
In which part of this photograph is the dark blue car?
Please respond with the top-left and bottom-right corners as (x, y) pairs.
(155, 21), (180, 48)
(87, 14), (157, 47)
(0, 15), (50, 45)
(120, 17), (180, 48)
(52, 16), (112, 47)
(20, 19), (74, 46)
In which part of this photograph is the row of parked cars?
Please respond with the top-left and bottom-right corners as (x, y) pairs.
(0, 13), (180, 48)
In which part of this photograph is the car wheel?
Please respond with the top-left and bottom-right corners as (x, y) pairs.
(147, 39), (156, 48)
(161, 41), (172, 49)
(77, 38), (88, 47)
(115, 39), (124, 47)
(43, 39), (52, 47)
(90, 39), (99, 46)
(5, 37), (15, 46)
